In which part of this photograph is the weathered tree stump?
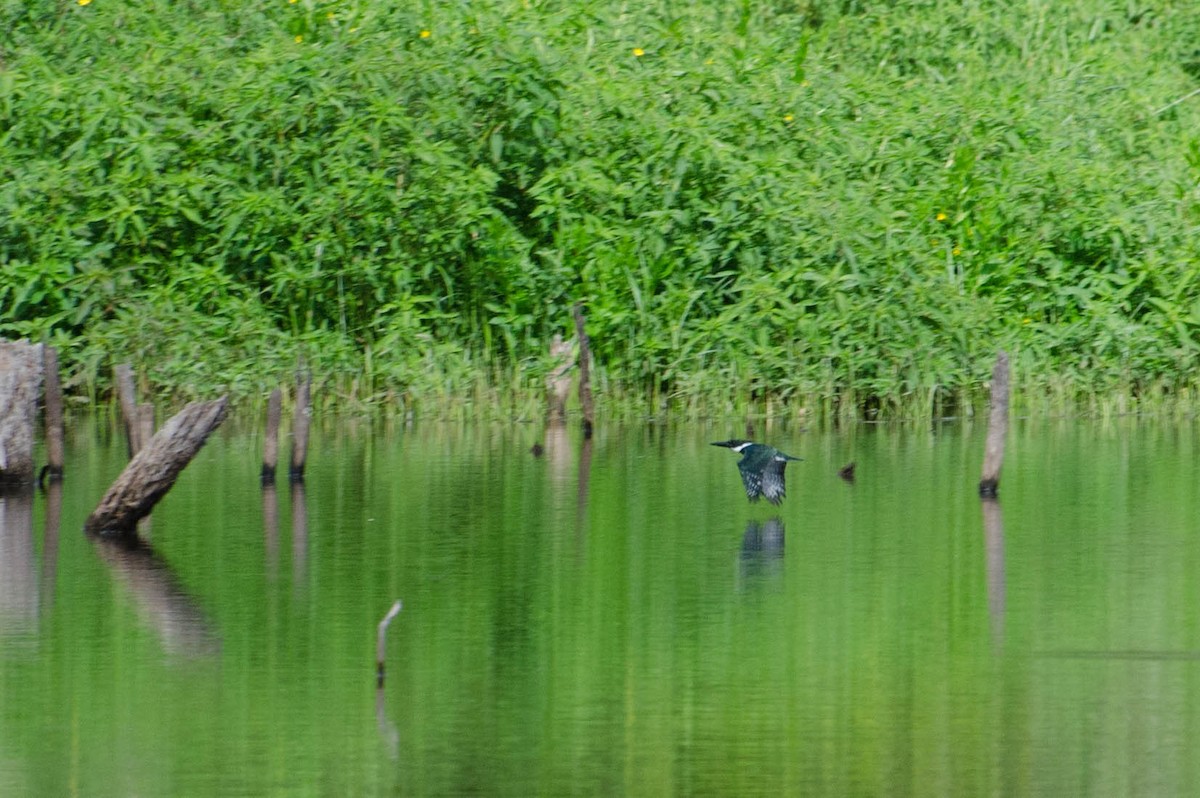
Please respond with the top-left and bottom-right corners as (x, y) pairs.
(42, 346), (65, 482)
(84, 397), (228, 536)
(262, 387), (282, 483)
(979, 351), (1010, 497)
(572, 303), (594, 439)
(114, 363), (140, 457)
(0, 341), (44, 486)
(545, 334), (573, 424)
(290, 373), (311, 483)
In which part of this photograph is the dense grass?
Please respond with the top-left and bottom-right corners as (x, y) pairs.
(3, 0), (1200, 420)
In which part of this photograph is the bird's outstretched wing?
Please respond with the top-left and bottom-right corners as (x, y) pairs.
(737, 462), (764, 502)
(761, 455), (791, 505)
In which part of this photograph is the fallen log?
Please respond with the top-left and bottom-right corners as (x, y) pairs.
(84, 397), (228, 537)
(0, 341), (44, 486)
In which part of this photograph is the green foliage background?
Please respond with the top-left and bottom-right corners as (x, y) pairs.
(3, 0), (1200, 418)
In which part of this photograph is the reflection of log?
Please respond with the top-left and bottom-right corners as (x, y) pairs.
(979, 351), (1010, 497)
(981, 498), (1006, 648)
(114, 363), (140, 457)
(571, 304), (594, 439)
(546, 334), (573, 424)
(291, 481), (308, 585)
(84, 397), (229, 536)
(89, 535), (220, 657)
(40, 481), (62, 611)
(0, 341), (43, 485)
(262, 387), (282, 483)
(290, 373), (311, 483)
(0, 488), (38, 636)
(43, 346), (65, 482)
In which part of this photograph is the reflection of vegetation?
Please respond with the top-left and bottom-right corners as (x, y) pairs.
(5, 1), (1200, 418)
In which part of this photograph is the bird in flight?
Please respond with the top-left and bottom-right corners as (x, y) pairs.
(711, 439), (802, 505)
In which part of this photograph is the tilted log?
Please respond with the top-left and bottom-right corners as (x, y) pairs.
(84, 397), (228, 536)
(0, 341), (44, 485)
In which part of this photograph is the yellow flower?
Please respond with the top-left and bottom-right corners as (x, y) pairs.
(633, 47), (645, 57)
(419, 29), (431, 38)
(952, 246), (962, 256)
(327, 11), (334, 20)
(294, 34), (303, 42)
(77, 0), (91, 5)
(935, 212), (947, 221)
(783, 114), (794, 123)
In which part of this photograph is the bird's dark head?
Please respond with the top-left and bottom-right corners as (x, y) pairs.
(711, 439), (751, 450)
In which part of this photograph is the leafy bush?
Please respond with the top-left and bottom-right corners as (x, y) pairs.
(3, 0), (1200, 418)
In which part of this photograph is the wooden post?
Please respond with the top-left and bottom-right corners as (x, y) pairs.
(376, 599), (403, 687)
(84, 397), (229, 537)
(262, 388), (282, 483)
(979, 351), (1010, 497)
(42, 346), (65, 482)
(572, 303), (594, 439)
(290, 373), (311, 483)
(114, 364), (139, 457)
(546, 334), (573, 424)
(0, 341), (44, 486)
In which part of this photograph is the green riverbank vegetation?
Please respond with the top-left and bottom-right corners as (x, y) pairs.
(4, 0), (1200, 421)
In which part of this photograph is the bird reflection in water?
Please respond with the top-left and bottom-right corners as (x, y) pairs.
(738, 517), (786, 586)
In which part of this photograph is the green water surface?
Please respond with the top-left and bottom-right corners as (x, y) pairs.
(2, 418), (1199, 796)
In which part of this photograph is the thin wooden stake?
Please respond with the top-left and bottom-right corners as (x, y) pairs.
(262, 387), (282, 484)
(114, 364), (139, 457)
(572, 303), (594, 439)
(979, 351), (1010, 498)
(290, 373), (311, 483)
(376, 600), (403, 687)
(43, 345), (65, 482)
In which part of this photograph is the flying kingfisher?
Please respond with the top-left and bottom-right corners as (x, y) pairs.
(711, 439), (802, 505)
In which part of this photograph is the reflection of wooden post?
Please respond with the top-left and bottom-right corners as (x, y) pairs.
(114, 364), (139, 457)
(546, 335), (573, 424)
(290, 373), (311, 483)
(262, 388), (282, 484)
(0, 341), (44, 485)
(43, 346), (65, 482)
(572, 304), (594, 439)
(84, 397), (229, 536)
(981, 498), (1006, 648)
(979, 351), (1009, 497)
(376, 600), (403, 687)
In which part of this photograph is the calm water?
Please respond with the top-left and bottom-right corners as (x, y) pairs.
(3, 417), (1200, 796)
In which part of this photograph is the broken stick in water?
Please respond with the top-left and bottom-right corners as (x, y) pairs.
(84, 397), (229, 537)
(376, 599), (403, 687)
(979, 351), (1010, 498)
